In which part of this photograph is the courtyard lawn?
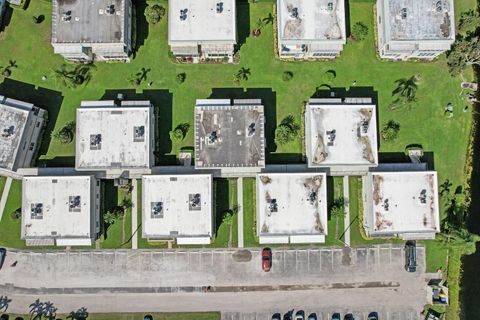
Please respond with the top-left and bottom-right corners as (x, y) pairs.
(243, 177), (259, 248)
(0, 180), (25, 248)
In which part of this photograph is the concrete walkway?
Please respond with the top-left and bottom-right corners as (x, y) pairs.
(237, 177), (244, 248)
(0, 177), (13, 221)
(131, 179), (138, 250)
(343, 176), (351, 247)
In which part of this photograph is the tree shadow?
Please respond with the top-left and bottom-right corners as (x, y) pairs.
(131, 0), (149, 59)
(101, 180), (119, 241)
(0, 295), (11, 313)
(100, 89), (174, 165)
(0, 78), (64, 164)
(235, 1), (250, 52)
(214, 178), (230, 236)
(208, 87), (277, 160)
(67, 307), (89, 320)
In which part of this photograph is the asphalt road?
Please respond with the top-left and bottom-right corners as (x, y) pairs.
(0, 245), (428, 317)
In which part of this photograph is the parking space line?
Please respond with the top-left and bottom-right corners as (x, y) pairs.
(307, 249), (310, 272)
(319, 249), (322, 271)
(295, 250), (298, 272)
(331, 250), (334, 269)
(283, 250), (286, 271)
(377, 246), (381, 267)
(224, 251), (227, 272)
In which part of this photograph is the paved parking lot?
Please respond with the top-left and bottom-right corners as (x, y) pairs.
(223, 308), (421, 320)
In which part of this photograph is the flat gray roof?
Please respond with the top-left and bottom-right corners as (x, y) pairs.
(195, 99), (265, 168)
(257, 173), (328, 236)
(52, 0), (126, 44)
(22, 176), (93, 239)
(0, 96), (34, 171)
(76, 100), (152, 170)
(307, 100), (378, 167)
(142, 174), (212, 238)
(385, 0), (454, 41)
(370, 171), (440, 234)
(168, 0), (236, 43)
(278, 0), (345, 41)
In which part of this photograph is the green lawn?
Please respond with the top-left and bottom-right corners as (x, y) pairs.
(100, 183), (133, 249)
(1, 312), (220, 320)
(243, 177), (259, 247)
(0, 177), (6, 196)
(0, 180), (25, 248)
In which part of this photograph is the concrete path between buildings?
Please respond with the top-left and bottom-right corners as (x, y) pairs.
(131, 179), (138, 250)
(0, 177), (13, 221)
(343, 176), (351, 247)
(237, 178), (244, 248)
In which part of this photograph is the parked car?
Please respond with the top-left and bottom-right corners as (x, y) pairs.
(344, 314), (354, 320)
(405, 240), (417, 272)
(143, 316), (153, 320)
(295, 310), (305, 320)
(272, 313), (281, 320)
(307, 313), (317, 320)
(0, 248), (6, 270)
(262, 248), (272, 272)
(331, 313), (341, 320)
(367, 312), (378, 320)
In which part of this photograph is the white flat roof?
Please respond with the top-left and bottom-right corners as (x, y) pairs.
(76, 101), (152, 170)
(307, 102), (378, 167)
(370, 171), (440, 234)
(257, 173), (328, 237)
(0, 96), (33, 171)
(22, 176), (93, 240)
(142, 174), (212, 239)
(278, 0), (345, 41)
(168, 0), (236, 43)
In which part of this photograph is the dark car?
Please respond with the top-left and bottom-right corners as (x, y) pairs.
(368, 312), (378, 320)
(344, 314), (354, 320)
(294, 310), (305, 320)
(0, 248), (6, 270)
(262, 248), (272, 272)
(307, 313), (317, 320)
(405, 240), (417, 272)
(332, 313), (341, 320)
(272, 313), (281, 320)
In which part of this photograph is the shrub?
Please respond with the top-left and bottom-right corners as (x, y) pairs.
(176, 72), (186, 84)
(52, 121), (76, 144)
(381, 120), (401, 141)
(145, 4), (165, 24)
(169, 127), (184, 142)
(274, 115), (300, 145)
(10, 208), (21, 220)
(352, 22), (369, 41)
(282, 71), (293, 81)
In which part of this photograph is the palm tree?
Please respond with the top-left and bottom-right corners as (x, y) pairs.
(329, 197), (345, 240)
(234, 67), (251, 82)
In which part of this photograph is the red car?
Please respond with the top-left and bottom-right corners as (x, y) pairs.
(262, 248), (272, 272)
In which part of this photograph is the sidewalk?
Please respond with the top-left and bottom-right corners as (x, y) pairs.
(131, 179), (138, 249)
(0, 177), (13, 221)
(343, 176), (351, 247)
(237, 178), (244, 248)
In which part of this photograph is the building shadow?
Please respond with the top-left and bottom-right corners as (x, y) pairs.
(0, 78), (64, 163)
(378, 151), (435, 169)
(132, 0), (149, 59)
(37, 156), (75, 168)
(208, 87), (277, 160)
(101, 180), (119, 241)
(0, 4), (13, 33)
(345, 0), (351, 37)
(235, 0), (250, 52)
(100, 89), (174, 165)
(214, 178), (230, 237)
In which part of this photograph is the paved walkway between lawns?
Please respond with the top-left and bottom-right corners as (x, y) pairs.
(237, 177), (244, 248)
(343, 176), (351, 247)
(0, 177), (13, 221)
(131, 179), (138, 250)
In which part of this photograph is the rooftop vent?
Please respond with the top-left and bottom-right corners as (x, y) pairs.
(208, 131), (218, 143)
(269, 199), (278, 213)
(290, 7), (299, 19)
(360, 119), (369, 136)
(327, 2), (334, 12)
(382, 199), (389, 211)
(61, 10), (72, 22)
(419, 189), (427, 204)
(133, 126), (145, 142)
(69, 196), (81, 212)
(105, 4), (115, 15)
(180, 9), (188, 21)
(307, 191), (317, 205)
(401, 8), (407, 19)
(31, 203), (44, 219)
(90, 134), (102, 150)
(189, 193), (202, 211)
(216, 2), (224, 13)
(2, 125), (15, 138)
(326, 129), (336, 146)
(435, 1), (443, 13)
(151, 201), (164, 219)
(247, 123), (256, 136)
